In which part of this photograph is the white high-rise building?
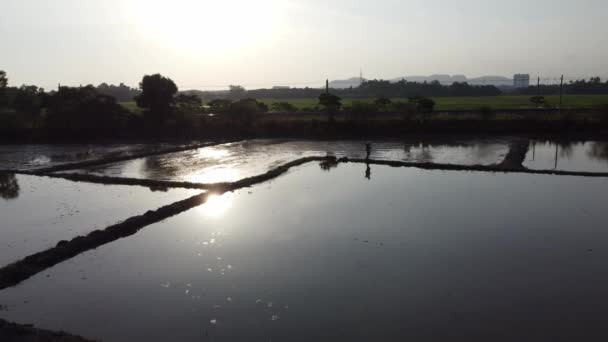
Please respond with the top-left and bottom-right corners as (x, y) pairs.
(513, 74), (530, 88)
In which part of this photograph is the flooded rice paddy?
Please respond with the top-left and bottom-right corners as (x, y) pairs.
(524, 141), (608, 172)
(0, 174), (199, 266)
(0, 143), (183, 171)
(2, 138), (608, 341)
(61, 139), (510, 183)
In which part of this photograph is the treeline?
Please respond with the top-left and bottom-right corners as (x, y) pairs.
(0, 83), (138, 139)
(96, 83), (140, 102)
(187, 80), (502, 100)
(517, 77), (608, 96)
(2, 69), (608, 141)
(0, 71), (272, 140)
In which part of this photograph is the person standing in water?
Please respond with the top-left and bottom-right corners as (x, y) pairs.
(365, 143), (372, 180)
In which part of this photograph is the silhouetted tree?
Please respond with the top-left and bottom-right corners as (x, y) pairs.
(374, 97), (391, 110)
(46, 86), (132, 136)
(135, 74), (178, 127)
(97, 82), (140, 102)
(530, 96), (545, 108)
(409, 96), (435, 113)
(271, 102), (297, 112)
(0, 71), (7, 107)
(319, 93), (342, 110)
(228, 85), (247, 100)
(227, 98), (267, 124)
(208, 99), (233, 113)
(13, 85), (45, 128)
(175, 94), (203, 112)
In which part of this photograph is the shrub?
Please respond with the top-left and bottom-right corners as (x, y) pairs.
(271, 102), (297, 113)
(350, 102), (377, 120)
(480, 106), (494, 120)
(409, 96), (435, 114)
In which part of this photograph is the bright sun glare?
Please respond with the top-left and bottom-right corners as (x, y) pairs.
(128, 0), (280, 54)
(200, 193), (233, 218)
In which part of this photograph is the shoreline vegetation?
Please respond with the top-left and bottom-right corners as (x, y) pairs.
(2, 71), (608, 143)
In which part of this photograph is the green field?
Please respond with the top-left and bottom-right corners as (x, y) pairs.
(120, 95), (608, 113)
(119, 101), (141, 114)
(258, 95), (608, 111)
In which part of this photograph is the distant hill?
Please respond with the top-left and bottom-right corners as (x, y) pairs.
(467, 76), (512, 86)
(328, 77), (365, 89)
(390, 74), (467, 85)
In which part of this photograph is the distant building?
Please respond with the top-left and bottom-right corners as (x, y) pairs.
(272, 86), (290, 90)
(513, 74), (530, 88)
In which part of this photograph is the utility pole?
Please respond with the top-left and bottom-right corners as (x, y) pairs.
(537, 76), (541, 96)
(360, 68), (363, 87)
(326, 79), (329, 94)
(559, 75), (564, 108)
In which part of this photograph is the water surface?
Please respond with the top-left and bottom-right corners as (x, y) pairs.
(64, 139), (510, 183)
(524, 141), (608, 172)
(0, 143), (181, 171)
(0, 174), (200, 266)
(2, 163), (608, 341)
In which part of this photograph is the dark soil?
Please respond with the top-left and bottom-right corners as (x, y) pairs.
(0, 319), (95, 342)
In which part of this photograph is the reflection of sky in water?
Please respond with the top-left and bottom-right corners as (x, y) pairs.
(3, 163), (608, 341)
(0, 143), (177, 171)
(524, 141), (608, 172)
(0, 174), (200, 266)
(64, 139), (513, 183)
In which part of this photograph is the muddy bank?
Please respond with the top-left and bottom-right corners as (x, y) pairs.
(343, 157), (608, 178)
(498, 141), (530, 169)
(0, 319), (95, 342)
(0, 191), (210, 289)
(14, 156), (332, 191)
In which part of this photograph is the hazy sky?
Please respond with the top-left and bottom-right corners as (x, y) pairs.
(2, 0), (607, 90)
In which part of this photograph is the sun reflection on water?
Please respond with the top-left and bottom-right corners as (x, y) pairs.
(197, 147), (231, 160)
(199, 193), (234, 219)
(188, 166), (241, 184)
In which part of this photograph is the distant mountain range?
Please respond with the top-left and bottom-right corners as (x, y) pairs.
(329, 75), (515, 89)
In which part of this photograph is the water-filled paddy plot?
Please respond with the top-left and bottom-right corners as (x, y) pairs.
(2, 139), (608, 341)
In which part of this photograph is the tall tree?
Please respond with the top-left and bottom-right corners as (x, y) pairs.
(13, 85), (45, 128)
(135, 74), (178, 126)
(45, 86), (131, 136)
(228, 85), (247, 100)
(0, 71), (7, 107)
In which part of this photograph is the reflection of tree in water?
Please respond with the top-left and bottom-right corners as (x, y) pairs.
(141, 155), (182, 180)
(471, 144), (501, 161)
(588, 143), (608, 164)
(319, 152), (339, 172)
(0, 173), (20, 200)
(557, 141), (575, 159)
(417, 144), (433, 163)
(319, 159), (339, 172)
